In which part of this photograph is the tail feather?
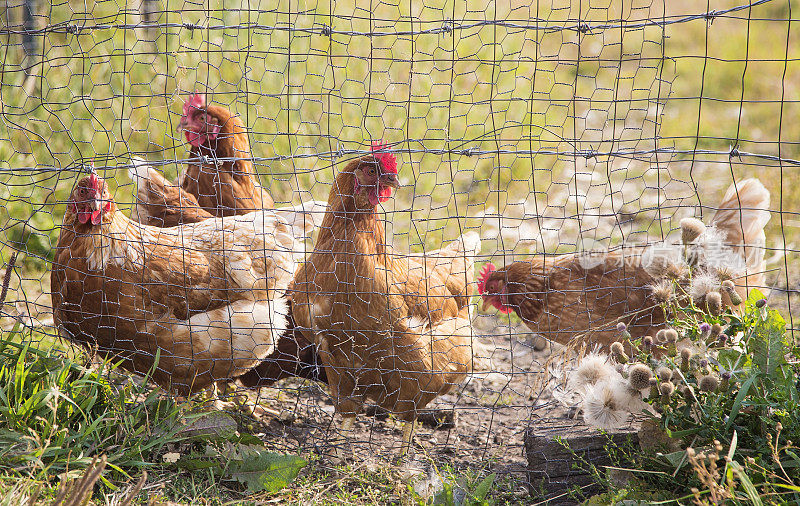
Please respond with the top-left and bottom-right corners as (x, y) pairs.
(710, 178), (771, 288)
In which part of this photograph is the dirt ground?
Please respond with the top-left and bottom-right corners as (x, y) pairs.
(226, 313), (619, 501)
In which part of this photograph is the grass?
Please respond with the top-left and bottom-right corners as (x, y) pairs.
(1, 0), (799, 502)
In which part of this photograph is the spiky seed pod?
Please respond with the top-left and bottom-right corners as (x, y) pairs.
(715, 265), (736, 282)
(720, 371), (731, 392)
(610, 341), (629, 364)
(656, 329), (667, 343)
(656, 366), (673, 382)
(706, 291), (723, 316)
(721, 280), (743, 306)
(680, 347), (693, 373)
(699, 375), (720, 392)
(629, 364), (653, 391)
(659, 381), (675, 403)
(616, 322), (631, 340)
(681, 218), (706, 245)
(649, 280), (675, 304)
(680, 384), (697, 404)
(648, 377), (660, 401)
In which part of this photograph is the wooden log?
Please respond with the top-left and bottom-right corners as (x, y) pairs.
(524, 419), (639, 503)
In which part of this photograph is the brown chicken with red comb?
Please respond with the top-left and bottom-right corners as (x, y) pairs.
(290, 143), (484, 456)
(477, 178), (771, 347)
(131, 93), (273, 227)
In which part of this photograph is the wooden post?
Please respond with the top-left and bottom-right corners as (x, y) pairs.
(524, 420), (639, 503)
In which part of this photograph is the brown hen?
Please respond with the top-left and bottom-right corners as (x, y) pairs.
(290, 144), (483, 454)
(51, 172), (324, 395)
(478, 178), (771, 347)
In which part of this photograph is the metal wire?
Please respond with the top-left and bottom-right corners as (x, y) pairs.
(0, 0), (797, 497)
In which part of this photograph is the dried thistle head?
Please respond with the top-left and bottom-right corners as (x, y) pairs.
(711, 323), (723, 338)
(715, 265), (736, 282)
(706, 291), (723, 316)
(699, 322), (711, 338)
(699, 375), (720, 392)
(655, 366), (673, 382)
(642, 335), (654, 350)
(681, 217), (706, 245)
(721, 280), (743, 306)
(680, 347), (693, 362)
(628, 364), (653, 391)
(610, 341), (629, 364)
(659, 381), (675, 402)
(656, 329), (667, 343)
(649, 279), (675, 304)
(568, 353), (616, 393)
(582, 380), (630, 430)
(664, 329), (679, 343)
(690, 272), (721, 304)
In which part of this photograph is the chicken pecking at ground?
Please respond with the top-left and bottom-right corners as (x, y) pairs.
(478, 178), (771, 347)
(289, 143), (485, 455)
(51, 170), (326, 395)
(131, 93), (273, 227)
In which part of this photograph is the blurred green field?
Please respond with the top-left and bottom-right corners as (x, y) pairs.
(0, 0), (798, 330)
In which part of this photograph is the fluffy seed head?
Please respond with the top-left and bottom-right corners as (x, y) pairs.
(706, 291), (723, 316)
(656, 329), (667, 343)
(665, 329), (678, 343)
(681, 217), (706, 244)
(711, 324), (723, 337)
(629, 364), (653, 391)
(699, 375), (720, 392)
(659, 381), (675, 396)
(680, 347), (693, 362)
(610, 342), (625, 355)
(568, 353), (617, 393)
(582, 380), (630, 430)
(690, 272), (721, 303)
(649, 279), (675, 304)
(642, 336), (654, 349)
(617, 322), (627, 332)
(656, 366), (673, 382)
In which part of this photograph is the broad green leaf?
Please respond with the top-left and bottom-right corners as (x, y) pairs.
(224, 450), (307, 494)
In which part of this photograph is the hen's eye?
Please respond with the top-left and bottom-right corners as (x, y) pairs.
(369, 168), (376, 175)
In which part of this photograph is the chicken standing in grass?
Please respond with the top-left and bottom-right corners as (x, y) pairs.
(290, 143), (484, 455)
(51, 171), (325, 395)
(478, 178), (771, 347)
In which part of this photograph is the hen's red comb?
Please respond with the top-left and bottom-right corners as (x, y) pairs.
(371, 141), (398, 174)
(477, 263), (497, 295)
(87, 164), (102, 190)
(182, 92), (206, 117)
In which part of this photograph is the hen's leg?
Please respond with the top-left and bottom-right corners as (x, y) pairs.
(400, 420), (415, 456)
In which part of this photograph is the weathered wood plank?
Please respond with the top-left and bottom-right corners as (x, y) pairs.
(524, 418), (639, 503)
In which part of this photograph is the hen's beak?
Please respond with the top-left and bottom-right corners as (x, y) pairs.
(380, 173), (400, 188)
(481, 297), (492, 312)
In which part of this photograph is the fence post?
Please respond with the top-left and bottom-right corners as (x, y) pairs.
(21, 0), (39, 96)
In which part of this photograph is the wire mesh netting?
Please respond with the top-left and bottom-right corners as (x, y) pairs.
(1, 0), (798, 495)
